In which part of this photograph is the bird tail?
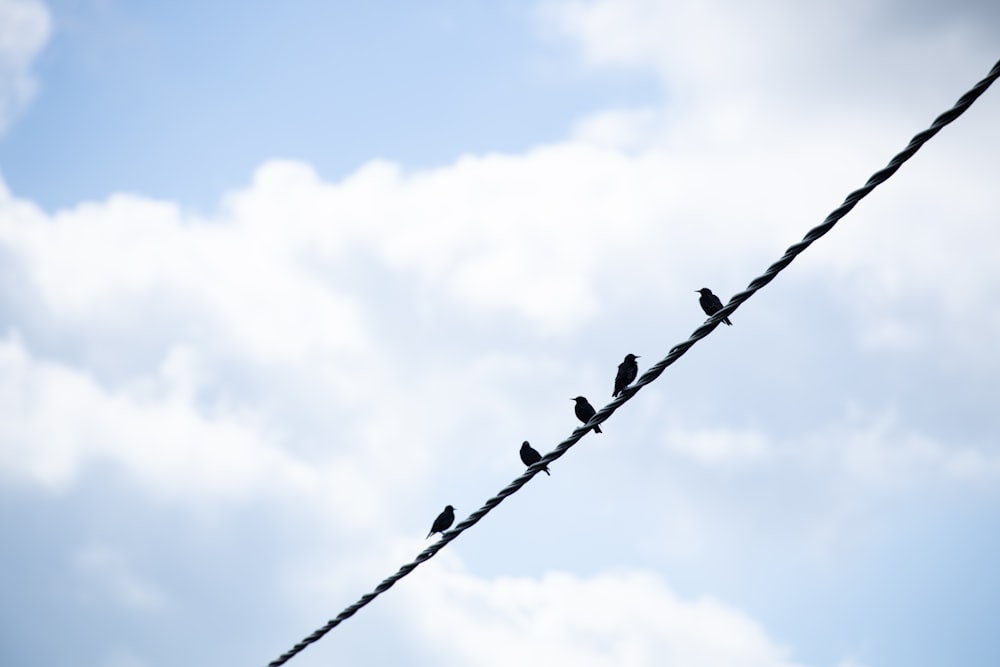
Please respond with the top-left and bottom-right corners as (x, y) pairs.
(724, 317), (733, 326)
(594, 424), (602, 434)
(542, 466), (551, 476)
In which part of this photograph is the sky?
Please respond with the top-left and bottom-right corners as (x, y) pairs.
(0, 1), (998, 666)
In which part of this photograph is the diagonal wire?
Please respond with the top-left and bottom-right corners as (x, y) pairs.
(265, 58), (1000, 667)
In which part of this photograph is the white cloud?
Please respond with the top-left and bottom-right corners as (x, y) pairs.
(542, 0), (992, 111)
(398, 565), (813, 667)
(0, 3), (996, 666)
(0, 19), (994, 563)
(0, 0), (50, 133)
(661, 425), (773, 466)
(1, 181), (374, 372)
(0, 141), (801, 351)
(659, 406), (1000, 488)
(571, 107), (661, 152)
(0, 332), (314, 502)
(542, 0), (1000, 367)
(0, 72), (996, 519)
(0, 328), (453, 535)
(822, 408), (1000, 484)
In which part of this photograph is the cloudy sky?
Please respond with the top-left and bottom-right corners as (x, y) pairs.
(1, 1), (999, 666)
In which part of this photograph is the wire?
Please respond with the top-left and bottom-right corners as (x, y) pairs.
(265, 58), (1000, 667)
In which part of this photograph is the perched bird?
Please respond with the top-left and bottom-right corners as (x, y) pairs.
(696, 288), (732, 325)
(572, 396), (602, 433)
(613, 354), (640, 397)
(519, 441), (550, 476)
(426, 505), (455, 539)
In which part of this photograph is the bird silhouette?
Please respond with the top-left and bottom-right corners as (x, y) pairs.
(519, 441), (550, 476)
(613, 354), (640, 397)
(426, 505), (455, 539)
(572, 396), (602, 433)
(696, 288), (732, 325)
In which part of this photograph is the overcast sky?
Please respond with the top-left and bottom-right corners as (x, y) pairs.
(1, 1), (999, 666)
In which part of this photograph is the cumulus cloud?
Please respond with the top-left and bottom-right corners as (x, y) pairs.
(662, 424), (774, 466)
(1, 2), (997, 667)
(657, 407), (1000, 486)
(819, 408), (1000, 484)
(0, 328), (454, 535)
(542, 0), (995, 113)
(0, 67), (996, 516)
(543, 0), (1000, 349)
(0, 0), (50, 133)
(0, 332), (314, 502)
(398, 565), (811, 667)
(1, 179), (374, 372)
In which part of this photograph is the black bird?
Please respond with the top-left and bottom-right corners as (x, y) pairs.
(696, 288), (732, 325)
(572, 396), (602, 433)
(426, 505), (455, 539)
(519, 441), (550, 476)
(613, 354), (640, 397)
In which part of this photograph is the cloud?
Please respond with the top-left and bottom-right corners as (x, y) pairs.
(1, 54), (996, 517)
(543, 0), (1000, 344)
(820, 408), (1000, 484)
(0, 3), (997, 667)
(0, 327), (452, 537)
(662, 405), (1000, 496)
(398, 565), (813, 667)
(542, 0), (995, 110)
(308, 149), (661, 334)
(656, 407), (1000, 486)
(662, 425), (773, 466)
(0, 0), (50, 134)
(1, 177), (374, 372)
(0, 332), (314, 503)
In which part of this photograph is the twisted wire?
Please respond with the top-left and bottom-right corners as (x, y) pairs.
(265, 58), (1000, 667)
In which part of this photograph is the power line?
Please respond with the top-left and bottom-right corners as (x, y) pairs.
(265, 58), (1000, 667)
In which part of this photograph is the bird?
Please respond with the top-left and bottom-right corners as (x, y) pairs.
(613, 354), (640, 397)
(572, 396), (602, 433)
(696, 288), (732, 325)
(426, 505), (455, 539)
(519, 441), (550, 476)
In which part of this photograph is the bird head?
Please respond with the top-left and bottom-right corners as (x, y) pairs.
(625, 353), (640, 361)
(696, 288), (712, 295)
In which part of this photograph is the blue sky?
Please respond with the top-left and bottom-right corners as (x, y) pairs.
(1, 0), (658, 211)
(1, 1), (999, 667)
